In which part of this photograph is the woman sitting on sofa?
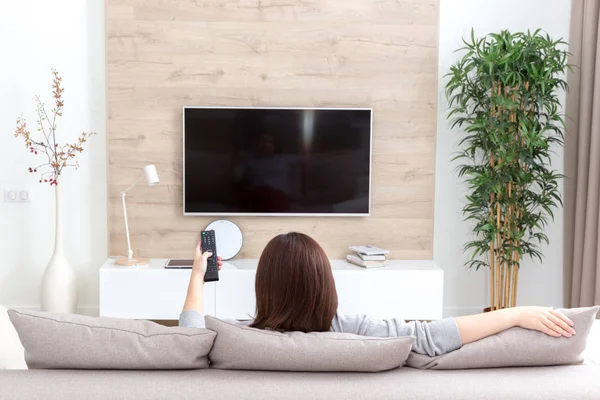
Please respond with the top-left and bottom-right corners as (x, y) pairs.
(179, 232), (575, 356)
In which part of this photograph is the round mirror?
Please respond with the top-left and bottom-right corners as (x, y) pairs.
(204, 220), (243, 260)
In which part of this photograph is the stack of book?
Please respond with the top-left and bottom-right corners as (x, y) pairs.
(346, 245), (389, 268)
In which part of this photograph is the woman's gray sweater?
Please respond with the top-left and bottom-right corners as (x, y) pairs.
(179, 310), (462, 356)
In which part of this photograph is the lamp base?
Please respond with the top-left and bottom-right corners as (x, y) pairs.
(114, 257), (150, 266)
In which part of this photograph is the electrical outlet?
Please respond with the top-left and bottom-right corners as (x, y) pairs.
(3, 189), (31, 203)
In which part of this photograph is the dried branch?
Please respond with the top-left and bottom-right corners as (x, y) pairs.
(13, 69), (96, 186)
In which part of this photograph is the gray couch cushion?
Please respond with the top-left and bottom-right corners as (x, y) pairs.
(1, 365), (600, 400)
(407, 306), (600, 369)
(8, 310), (216, 370)
(205, 316), (414, 372)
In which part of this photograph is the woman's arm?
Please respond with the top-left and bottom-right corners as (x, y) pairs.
(182, 270), (206, 313)
(179, 244), (222, 327)
(455, 307), (575, 345)
(334, 307), (576, 356)
(332, 314), (462, 355)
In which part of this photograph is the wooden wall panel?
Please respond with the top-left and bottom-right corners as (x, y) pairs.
(106, 0), (439, 260)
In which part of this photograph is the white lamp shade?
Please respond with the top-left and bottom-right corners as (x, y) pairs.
(144, 165), (160, 186)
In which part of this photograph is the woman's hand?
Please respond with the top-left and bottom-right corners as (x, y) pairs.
(514, 307), (576, 338)
(192, 242), (223, 278)
(455, 305), (577, 346)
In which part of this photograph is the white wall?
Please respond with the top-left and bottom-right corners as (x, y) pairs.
(0, 0), (106, 313)
(0, 0), (571, 316)
(436, 0), (571, 316)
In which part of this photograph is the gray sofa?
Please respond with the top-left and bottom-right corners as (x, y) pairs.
(2, 311), (599, 399)
(1, 364), (600, 400)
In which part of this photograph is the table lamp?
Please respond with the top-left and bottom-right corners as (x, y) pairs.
(115, 165), (160, 266)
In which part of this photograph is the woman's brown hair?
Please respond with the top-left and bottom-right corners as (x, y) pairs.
(250, 232), (338, 332)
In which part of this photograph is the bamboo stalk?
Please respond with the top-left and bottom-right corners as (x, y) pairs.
(491, 82), (496, 118)
(490, 205), (495, 311)
(489, 204), (496, 311)
(503, 85), (521, 308)
(509, 255), (517, 307)
(504, 264), (511, 308)
(500, 261), (505, 309)
(503, 200), (510, 309)
(512, 260), (519, 307)
(489, 87), (496, 311)
(490, 194), (495, 312)
(496, 200), (502, 308)
(511, 245), (520, 307)
(489, 238), (495, 310)
(505, 182), (513, 308)
(496, 81), (503, 309)
(509, 83), (526, 308)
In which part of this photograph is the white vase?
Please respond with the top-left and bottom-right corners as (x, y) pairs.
(41, 184), (77, 313)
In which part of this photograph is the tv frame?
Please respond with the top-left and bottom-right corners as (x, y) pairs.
(182, 106), (373, 217)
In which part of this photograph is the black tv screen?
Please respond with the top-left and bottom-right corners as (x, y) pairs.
(183, 107), (372, 216)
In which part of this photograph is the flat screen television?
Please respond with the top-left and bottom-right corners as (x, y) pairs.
(183, 107), (372, 216)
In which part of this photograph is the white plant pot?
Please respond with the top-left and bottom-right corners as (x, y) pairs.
(40, 184), (77, 313)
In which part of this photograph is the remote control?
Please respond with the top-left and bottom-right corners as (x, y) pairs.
(200, 230), (219, 282)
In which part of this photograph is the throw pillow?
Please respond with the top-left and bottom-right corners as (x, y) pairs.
(205, 315), (414, 372)
(406, 306), (600, 369)
(8, 309), (216, 370)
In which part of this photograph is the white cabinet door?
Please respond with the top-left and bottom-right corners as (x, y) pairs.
(334, 270), (443, 320)
(100, 269), (216, 320)
(214, 270), (256, 319)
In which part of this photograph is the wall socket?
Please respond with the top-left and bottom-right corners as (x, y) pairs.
(3, 189), (31, 203)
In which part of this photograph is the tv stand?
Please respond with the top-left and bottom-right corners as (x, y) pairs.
(99, 258), (443, 321)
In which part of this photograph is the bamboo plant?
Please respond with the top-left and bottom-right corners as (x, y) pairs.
(446, 30), (569, 310)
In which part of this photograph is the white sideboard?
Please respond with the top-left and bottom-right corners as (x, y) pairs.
(99, 258), (444, 321)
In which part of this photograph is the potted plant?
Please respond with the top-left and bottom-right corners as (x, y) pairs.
(14, 69), (95, 313)
(445, 30), (569, 310)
